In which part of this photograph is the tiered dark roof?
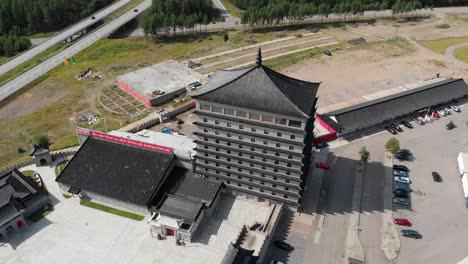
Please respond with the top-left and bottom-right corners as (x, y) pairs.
(194, 65), (320, 118)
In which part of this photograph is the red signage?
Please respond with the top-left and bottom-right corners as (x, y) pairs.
(76, 128), (173, 154)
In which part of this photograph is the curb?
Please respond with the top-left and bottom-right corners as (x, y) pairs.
(345, 161), (366, 264)
(381, 152), (400, 260)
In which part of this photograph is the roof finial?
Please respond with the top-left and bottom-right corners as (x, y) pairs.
(256, 47), (262, 67)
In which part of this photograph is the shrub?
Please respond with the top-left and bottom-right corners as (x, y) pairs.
(385, 137), (400, 154)
(223, 32), (229, 42)
(359, 147), (370, 161)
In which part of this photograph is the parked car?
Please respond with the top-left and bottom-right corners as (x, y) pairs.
(413, 116), (425, 125)
(393, 197), (411, 206)
(432, 111), (440, 118)
(395, 182), (412, 192)
(394, 218), (411, 226)
(385, 126), (398, 135)
(397, 149), (411, 155)
(438, 109), (448, 117)
(393, 170), (408, 177)
(394, 153), (411, 161)
(270, 261), (285, 264)
(444, 107), (451, 113)
(315, 162), (330, 170)
(446, 121), (455, 130)
(432, 171), (442, 182)
(393, 165), (409, 172)
(187, 81), (202, 90)
(451, 105), (461, 112)
(91, 16), (96, 20)
(401, 229), (421, 239)
(394, 176), (410, 184)
(390, 123), (403, 132)
(134, 9), (138, 12)
(393, 190), (410, 198)
(323, 50), (332, 56)
(273, 241), (294, 251)
(316, 142), (328, 149)
(401, 120), (413, 129)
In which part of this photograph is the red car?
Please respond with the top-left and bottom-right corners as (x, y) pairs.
(315, 162), (330, 169)
(394, 218), (411, 226)
(432, 111), (440, 118)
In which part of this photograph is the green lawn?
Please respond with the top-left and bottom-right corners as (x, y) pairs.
(0, 56), (8, 64)
(418, 37), (468, 54)
(27, 32), (55, 39)
(55, 160), (69, 177)
(219, 0), (244, 18)
(454, 46), (468, 63)
(21, 170), (36, 178)
(80, 200), (145, 221)
(28, 204), (54, 223)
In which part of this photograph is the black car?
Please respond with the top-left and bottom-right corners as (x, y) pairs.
(401, 120), (413, 129)
(91, 16), (96, 20)
(401, 229), (422, 239)
(385, 126), (398, 135)
(395, 182), (412, 192)
(397, 149), (411, 154)
(323, 50), (332, 56)
(446, 121), (455, 130)
(393, 165), (409, 172)
(393, 190), (410, 198)
(390, 123), (403, 132)
(432, 171), (442, 182)
(316, 142), (328, 149)
(394, 153), (410, 160)
(273, 240), (294, 251)
(134, 9), (138, 12)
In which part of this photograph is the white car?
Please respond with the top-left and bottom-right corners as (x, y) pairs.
(393, 170), (408, 177)
(394, 176), (410, 184)
(438, 109), (448, 117)
(451, 105), (461, 112)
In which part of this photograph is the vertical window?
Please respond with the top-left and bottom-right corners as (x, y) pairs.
(215, 131), (219, 135)
(236, 111), (247, 118)
(203, 128), (208, 133)
(262, 115), (273, 123)
(276, 143), (281, 148)
(251, 138), (255, 142)
(212, 106), (222, 113)
(288, 154), (292, 159)
(215, 120), (219, 125)
(227, 133), (231, 137)
(290, 135), (296, 140)
(289, 120), (302, 128)
(289, 146), (294, 150)
(239, 125), (244, 129)
(275, 118), (287, 125)
(203, 117), (208, 122)
(224, 108), (234, 115)
(251, 127), (256, 132)
(277, 132), (282, 137)
(249, 113), (260, 120)
(227, 123), (231, 127)
(200, 104), (210, 111)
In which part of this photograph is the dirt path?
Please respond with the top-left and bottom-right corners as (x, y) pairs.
(445, 43), (468, 68)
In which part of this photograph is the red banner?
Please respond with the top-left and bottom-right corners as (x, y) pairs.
(76, 128), (173, 154)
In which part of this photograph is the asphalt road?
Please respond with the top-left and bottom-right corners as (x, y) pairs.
(211, 0), (240, 26)
(0, 0), (134, 76)
(0, 0), (152, 103)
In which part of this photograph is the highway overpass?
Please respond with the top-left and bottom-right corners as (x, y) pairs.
(0, 0), (152, 103)
(0, 0), (134, 76)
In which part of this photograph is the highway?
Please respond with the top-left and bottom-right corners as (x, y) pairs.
(0, 0), (134, 76)
(0, 0), (152, 103)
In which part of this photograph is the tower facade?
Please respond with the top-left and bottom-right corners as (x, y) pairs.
(192, 56), (319, 208)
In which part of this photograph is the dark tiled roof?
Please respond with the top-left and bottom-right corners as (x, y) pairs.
(0, 169), (37, 207)
(0, 203), (20, 225)
(194, 65), (319, 118)
(157, 195), (204, 222)
(56, 137), (174, 207)
(171, 170), (222, 208)
(321, 78), (468, 133)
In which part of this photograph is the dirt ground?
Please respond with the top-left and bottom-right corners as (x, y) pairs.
(1, 12), (468, 168)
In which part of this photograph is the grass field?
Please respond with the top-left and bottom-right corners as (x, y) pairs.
(55, 160), (69, 177)
(219, 0), (244, 18)
(0, 56), (8, 64)
(418, 37), (468, 54)
(21, 170), (36, 178)
(454, 46), (468, 63)
(80, 200), (145, 221)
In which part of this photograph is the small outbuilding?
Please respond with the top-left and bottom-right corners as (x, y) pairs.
(30, 146), (52, 166)
(0, 169), (49, 239)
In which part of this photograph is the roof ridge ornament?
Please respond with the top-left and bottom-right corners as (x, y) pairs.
(256, 47), (262, 67)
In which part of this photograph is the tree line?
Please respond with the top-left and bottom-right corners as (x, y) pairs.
(233, 0), (466, 26)
(0, 34), (31, 57)
(0, 0), (114, 57)
(143, 0), (222, 37)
